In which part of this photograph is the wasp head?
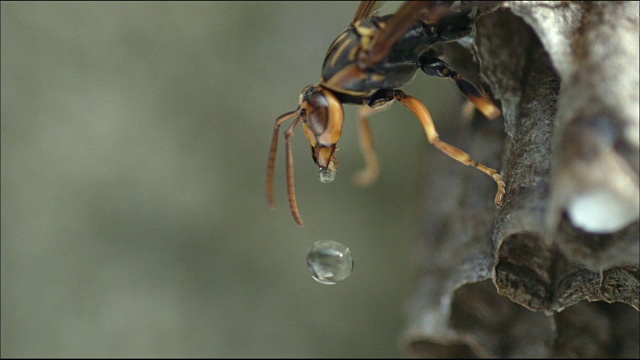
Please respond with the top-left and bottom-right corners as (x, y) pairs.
(299, 84), (344, 182)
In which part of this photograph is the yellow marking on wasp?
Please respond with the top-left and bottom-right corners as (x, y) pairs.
(326, 31), (348, 59)
(322, 64), (371, 96)
(322, 83), (370, 97)
(360, 36), (371, 51)
(302, 123), (319, 148)
(354, 24), (376, 38)
(348, 45), (359, 61)
(330, 37), (353, 68)
(319, 90), (344, 146)
(370, 74), (386, 82)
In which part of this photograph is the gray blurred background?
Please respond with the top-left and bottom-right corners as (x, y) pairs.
(2, 2), (462, 357)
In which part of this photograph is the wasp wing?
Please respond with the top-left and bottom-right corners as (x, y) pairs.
(359, 1), (429, 67)
(352, 1), (384, 23)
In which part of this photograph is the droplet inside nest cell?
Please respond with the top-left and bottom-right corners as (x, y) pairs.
(306, 240), (354, 285)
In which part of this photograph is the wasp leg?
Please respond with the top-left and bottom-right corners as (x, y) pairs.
(353, 90), (397, 186)
(393, 89), (506, 205)
(461, 99), (478, 124)
(418, 54), (502, 120)
(353, 102), (393, 186)
(267, 109), (299, 208)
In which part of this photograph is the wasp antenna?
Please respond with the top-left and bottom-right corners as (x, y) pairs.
(283, 115), (305, 226)
(267, 109), (299, 209)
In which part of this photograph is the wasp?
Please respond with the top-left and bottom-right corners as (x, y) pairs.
(267, 1), (506, 227)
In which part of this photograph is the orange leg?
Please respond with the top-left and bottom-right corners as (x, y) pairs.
(454, 76), (502, 120)
(394, 90), (506, 205)
(419, 54), (502, 120)
(353, 102), (394, 186)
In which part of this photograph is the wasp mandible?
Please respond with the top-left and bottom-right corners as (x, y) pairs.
(267, 1), (506, 227)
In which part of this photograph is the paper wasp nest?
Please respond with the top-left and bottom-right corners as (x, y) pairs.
(403, 2), (639, 357)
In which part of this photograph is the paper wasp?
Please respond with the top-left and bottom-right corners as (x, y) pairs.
(267, 1), (506, 227)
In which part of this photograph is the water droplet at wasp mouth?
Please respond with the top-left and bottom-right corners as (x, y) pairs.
(318, 167), (337, 184)
(267, 1), (506, 227)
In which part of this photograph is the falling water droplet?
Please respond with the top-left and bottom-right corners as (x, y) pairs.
(318, 167), (336, 183)
(306, 240), (354, 285)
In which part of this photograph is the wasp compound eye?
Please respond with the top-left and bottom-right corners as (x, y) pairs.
(306, 93), (330, 135)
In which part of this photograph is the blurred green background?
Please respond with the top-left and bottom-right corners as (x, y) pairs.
(2, 2), (461, 357)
